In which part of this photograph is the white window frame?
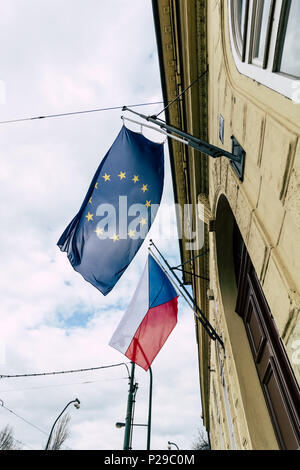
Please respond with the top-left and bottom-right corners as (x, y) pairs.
(228, 0), (300, 100)
(250, 0), (273, 67)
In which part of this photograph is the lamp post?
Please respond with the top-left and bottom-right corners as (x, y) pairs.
(123, 362), (136, 450)
(116, 422), (147, 428)
(45, 398), (80, 450)
(118, 364), (153, 450)
(147, 366), (152, 451)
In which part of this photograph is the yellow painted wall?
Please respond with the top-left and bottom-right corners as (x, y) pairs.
(207, 0), (300, 449)
(152, 0), (299, 450)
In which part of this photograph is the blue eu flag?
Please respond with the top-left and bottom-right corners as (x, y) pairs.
(57, 125), (164, 295)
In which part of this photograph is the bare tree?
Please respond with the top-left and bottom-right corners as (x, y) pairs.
(0, 425), (21, 450)
(191, 428), (210, 450)
(47, 413), (71, 450)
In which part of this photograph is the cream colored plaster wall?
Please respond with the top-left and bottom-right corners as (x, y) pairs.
(207, 195), (279, 449)
(209, 0), (300, 380)
(207, 0), (300, 449)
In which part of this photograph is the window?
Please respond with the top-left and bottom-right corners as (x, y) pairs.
(235, 241), (300, 449)
(229, 0), (300, 99)
(251, 0), (272, 67)
(231, 0), (249, 59)
(276, 0), (300, 77)
(236, 0), (247, 46)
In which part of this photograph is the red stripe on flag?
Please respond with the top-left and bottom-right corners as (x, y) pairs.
(125, 296), (178, 371)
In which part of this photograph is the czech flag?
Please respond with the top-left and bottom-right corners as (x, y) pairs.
(109, 254), (178, 371)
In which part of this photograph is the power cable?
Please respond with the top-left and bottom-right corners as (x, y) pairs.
(0, 400), (71, 450)
(0, 101), (164, 125)
(0, 362), (131, 380)
(0, 376), (128, 393)
(154, 68), (209, 118)
(0, 401), (48, 436)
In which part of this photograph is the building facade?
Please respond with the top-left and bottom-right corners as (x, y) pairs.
(152, 0), (300, 450)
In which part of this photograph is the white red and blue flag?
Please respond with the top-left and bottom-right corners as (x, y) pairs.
(109, 254), (178, 371)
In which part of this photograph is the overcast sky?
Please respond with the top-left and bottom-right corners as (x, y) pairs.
(0, 0), (205, 450)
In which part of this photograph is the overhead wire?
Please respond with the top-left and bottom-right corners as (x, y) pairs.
(0, 400), (72, 450)
(0, 100), (164, 125)
(0, 70), (208, 127)
(0, 363), (131, 449)
(0, 376), (128, 393)
(153, 68), (209, 118)
(0, 362), (131, 380)
(0, 401), (48, 436)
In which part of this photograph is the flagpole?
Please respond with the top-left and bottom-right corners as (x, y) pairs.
(123, 361), (136, 450)
(122, 106), (245, 182)
(149, 240), (225, 351)
(147, 366), (153, 450)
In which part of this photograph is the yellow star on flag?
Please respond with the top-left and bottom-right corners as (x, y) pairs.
(89, 197), (93, 204)
(102, 173), (111, 182)
(94, 182), (98, 189)
(145, 200), (151, 208)
(110, 233), (120, 243)
(128, 229), (135, 239)
(118, 171), (126, 180)
(141, 184), (148, 193)
(140, 217), (147, 226)
(85, 212), (94, 222)
(94, 227), (103, 236)
(132, 175), (139, 183)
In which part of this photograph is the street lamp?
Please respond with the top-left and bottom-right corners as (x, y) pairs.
(115, 422), (148, 428)
(115, 422), (126, 429)
(45, 398), (80, 450)
(168, 441), (179, 450)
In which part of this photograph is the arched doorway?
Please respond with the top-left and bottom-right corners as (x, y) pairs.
(215, 194), (300, 450)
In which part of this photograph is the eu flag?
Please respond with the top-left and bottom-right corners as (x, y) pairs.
(57, 125), (164, 295)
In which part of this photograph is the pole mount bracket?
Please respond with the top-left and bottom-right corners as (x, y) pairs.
(230, 136), (245, 182)
(122, 107), (246, 182)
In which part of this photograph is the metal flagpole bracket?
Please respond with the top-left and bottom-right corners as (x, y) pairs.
(122, 106), (246, 181)
(230, 136), (245, 182)
(171, 250), (210, 281)
(171, 266), (209, 282)
(149, 240), (225, 351)
(172, 250), (209, 268)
